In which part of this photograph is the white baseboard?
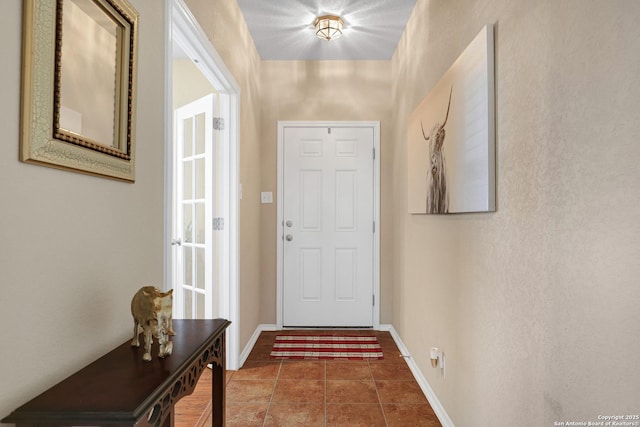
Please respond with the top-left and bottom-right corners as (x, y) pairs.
(238, 323), (454, 426)
(238, 323), (277, 367)
(381, 324), (455, 427)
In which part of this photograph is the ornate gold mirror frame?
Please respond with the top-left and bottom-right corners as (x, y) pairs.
(21, 0), (138, 181)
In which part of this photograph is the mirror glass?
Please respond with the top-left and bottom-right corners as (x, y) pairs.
(58, 0), (120, 148)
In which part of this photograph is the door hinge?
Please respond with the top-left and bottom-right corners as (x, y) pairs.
(213, 117), (225, 131)
(328, 127), (332, 134)
(373, 147), (376, 159)
(373, 221), (376, 233)
(372, 294), (375, 306)
(213, 217), (225, 230)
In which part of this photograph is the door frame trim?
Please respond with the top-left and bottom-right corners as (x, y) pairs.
(276, 121), (381, 329)
(164, 0), (241, 370)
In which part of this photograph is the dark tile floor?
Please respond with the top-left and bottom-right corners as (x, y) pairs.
(224, 330), (442, 427)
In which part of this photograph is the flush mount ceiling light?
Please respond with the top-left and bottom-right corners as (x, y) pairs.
(313, 15), (344, 41)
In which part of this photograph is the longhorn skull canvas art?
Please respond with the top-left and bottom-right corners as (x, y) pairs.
(407, 25), (495, 214)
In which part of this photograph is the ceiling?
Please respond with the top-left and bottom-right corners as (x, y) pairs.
(235, 0), (417, 60)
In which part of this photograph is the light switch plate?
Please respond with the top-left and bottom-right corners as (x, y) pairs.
(261, 191), (273, 204)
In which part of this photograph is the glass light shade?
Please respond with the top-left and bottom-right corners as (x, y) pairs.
(313, 15), (344, 41)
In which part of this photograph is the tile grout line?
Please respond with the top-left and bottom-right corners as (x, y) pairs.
(371, 359), (390, 427)
(324, 360), (327, 427)
(260, 357), (282, 427)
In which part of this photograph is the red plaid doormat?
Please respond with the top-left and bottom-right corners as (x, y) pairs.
(270, 334), (384, 360)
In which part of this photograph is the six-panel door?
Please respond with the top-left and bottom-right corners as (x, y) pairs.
(283, 126), (374, 327)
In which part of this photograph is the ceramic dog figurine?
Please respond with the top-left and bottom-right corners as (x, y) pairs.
(130, 286), (174, 361)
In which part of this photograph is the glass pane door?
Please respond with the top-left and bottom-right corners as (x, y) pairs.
(173, 94), (216, 319)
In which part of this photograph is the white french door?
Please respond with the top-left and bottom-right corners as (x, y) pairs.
(172, 94), (217, 319)
(281, 124), (376, 327)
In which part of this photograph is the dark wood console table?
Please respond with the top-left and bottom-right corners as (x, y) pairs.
(2, 319), (230, 427)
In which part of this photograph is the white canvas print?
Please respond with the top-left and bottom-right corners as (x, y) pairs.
(408, 25), (495, 214)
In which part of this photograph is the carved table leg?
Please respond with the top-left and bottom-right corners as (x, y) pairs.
(211, 332), (226, 427)
(163, 408), (173, 427)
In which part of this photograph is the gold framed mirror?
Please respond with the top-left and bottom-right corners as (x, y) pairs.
(21, 0), (138, 181)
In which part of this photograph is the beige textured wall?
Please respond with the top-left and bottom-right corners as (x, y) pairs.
(0, 0), (165, 421)
(260, 60), (394, 324)
(172, 58), (217, 109)
(392, 0), (640, 425)
(183, 0), (263, 349)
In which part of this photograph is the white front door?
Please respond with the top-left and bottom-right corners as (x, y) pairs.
(172, 94), (217, 319)
(282, 125), (375, 327)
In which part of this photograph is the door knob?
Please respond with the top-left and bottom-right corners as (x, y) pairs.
(285, 234), (293, 242)
(285, 220), (293, 227)
(171, 238), (182, 246)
